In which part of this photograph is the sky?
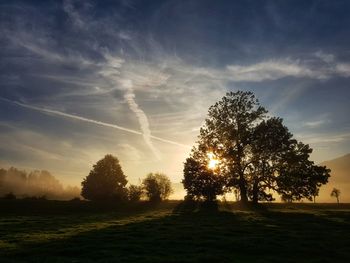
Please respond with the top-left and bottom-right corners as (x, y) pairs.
(0, 0), (350, 188)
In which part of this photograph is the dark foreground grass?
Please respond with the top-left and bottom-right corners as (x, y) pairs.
(0, 200), (350, 262)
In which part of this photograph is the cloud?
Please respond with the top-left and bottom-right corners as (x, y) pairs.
(63, 0), (86, 28)
(314, 51), (335, 63)
(226, 59), (315, 81)
(298, 132), (350, 144)
(304, 120), (328, 128)
(335, 63), (350, 77)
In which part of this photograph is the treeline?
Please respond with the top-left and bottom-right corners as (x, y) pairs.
(0, 167), (80, 200)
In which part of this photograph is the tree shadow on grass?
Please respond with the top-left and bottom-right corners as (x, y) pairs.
(1, 202), (350, 263)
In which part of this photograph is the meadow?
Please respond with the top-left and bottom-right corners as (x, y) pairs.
(0, 200), (349, 263)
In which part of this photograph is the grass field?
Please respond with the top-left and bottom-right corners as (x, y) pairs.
(0, 200), (349, 262)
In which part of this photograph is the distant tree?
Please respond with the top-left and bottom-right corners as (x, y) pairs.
(183, 157), (225, 201)
(0, 168), (5, 192)
(331, 188), (341, 204)
(3, 192), (16, 200)
(27, 170), (64, 197)
(142, 173), (173, 202)
(0, 167), (81, 200)
(81, 155), (128, 201)
(128, 184), (143, 202)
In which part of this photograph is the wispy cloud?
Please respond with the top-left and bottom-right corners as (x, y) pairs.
(304, 120), (328, 128)
(297, 132), (350, 144)
(226, 59), (315, 81)
(314, 51), (335, 63)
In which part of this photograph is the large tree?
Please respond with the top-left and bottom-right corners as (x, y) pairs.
(183, 91), (330, 204)
(81, 154), (128, 201)
(196, 91), (267, 203)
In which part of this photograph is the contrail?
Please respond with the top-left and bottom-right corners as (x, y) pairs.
(0, 97), (191, 149)
(121, 79), (161, 160)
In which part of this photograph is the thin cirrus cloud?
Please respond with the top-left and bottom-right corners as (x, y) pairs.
(225, 58), (350, 82)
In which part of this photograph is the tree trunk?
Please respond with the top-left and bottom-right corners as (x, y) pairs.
(252, 179), (258, 205)
(239, 172), (248, 204)
(337, 196), (339, 204)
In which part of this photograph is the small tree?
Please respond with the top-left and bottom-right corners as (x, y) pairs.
(142, 173), (173, 202)
(81, 155), (128, 201)
(128, 184), (143, 202)
(331, 188), (341, 204)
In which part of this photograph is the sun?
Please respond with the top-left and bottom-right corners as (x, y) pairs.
(207, 152), (219, 170)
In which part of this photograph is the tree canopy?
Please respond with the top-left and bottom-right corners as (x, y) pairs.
(331, 188), (341, 204)
(142, 173), (173, 202)
(81, 154), (128, 201)
(183, 91), (330, 203)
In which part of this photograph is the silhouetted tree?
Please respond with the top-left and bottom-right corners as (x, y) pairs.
(196, 91), (267, 203)
(331, 188), (341, 204)
(184, 91), (330, 204)
(128, 184), (143, 202)
(183, 157), (225, 201)
(142, 173), (173, 202)
(81, 155), (128, 201)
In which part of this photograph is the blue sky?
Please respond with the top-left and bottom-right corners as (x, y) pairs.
(0, 0), (350, 186)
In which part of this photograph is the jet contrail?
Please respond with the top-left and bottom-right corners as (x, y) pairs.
(122, 79), (161, 160)
(0, 97), (191, 149)
(124, 89), (162, 160)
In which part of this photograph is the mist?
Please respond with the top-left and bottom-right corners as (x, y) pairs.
(0, 167), (80, 200)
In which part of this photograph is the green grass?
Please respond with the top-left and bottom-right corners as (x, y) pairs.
(0, 200), (349, 262)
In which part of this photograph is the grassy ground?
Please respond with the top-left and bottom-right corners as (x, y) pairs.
(0, 200), (349, 262)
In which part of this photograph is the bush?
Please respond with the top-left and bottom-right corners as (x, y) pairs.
(128, 184), (143, 202)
